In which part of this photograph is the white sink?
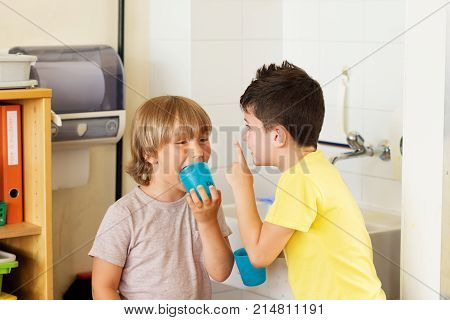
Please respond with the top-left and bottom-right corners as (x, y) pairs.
(221, 204), (401, 299)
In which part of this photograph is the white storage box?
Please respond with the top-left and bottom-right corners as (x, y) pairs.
(0, 53), (37, 83)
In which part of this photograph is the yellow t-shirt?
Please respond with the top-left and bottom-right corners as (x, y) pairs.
(265, 150), (386, 300)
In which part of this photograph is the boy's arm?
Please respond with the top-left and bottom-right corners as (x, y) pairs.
(197, 221), (234, 282)
(232, 182), (294, 267)
(226, 143), (294, 267)
(92, 257), (122, 300)
(187, 186), (234, 282)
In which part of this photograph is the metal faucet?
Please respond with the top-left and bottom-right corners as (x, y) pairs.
(330, 131), (391, 164)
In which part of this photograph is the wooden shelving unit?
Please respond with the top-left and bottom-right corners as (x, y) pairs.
(0, 88), (53, 299)
(0, 223), (41, 240)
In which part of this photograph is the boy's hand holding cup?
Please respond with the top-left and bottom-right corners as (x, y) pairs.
(186, 184), (222, 224)
(180, 162), (221, 224)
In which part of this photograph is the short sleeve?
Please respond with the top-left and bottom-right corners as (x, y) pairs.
(217, 206), (232, 237)
(265, 174), (321, 232)
(88, 204), (132, 267)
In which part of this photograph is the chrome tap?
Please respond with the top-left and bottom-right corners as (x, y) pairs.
(330, 131), (391, 164)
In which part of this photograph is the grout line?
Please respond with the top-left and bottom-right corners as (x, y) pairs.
(283, 38), (404, 44)
(338, 169), (401, 182)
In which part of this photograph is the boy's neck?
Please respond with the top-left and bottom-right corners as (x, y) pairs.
(140, 179), (186, 203)
(277, 144), (316, 172)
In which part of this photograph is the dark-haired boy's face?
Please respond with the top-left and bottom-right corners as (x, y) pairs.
(243, 111), (274, 166)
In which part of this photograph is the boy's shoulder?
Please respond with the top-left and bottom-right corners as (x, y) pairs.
(278, 150), (343, 199)
(108, 186), (188, 218)
(107, 186), (147, 217)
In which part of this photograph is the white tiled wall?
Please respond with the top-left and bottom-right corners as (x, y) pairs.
(283, 0), (405, 215)
(150, 0), (284, 206)
(149, 0), (405, 214)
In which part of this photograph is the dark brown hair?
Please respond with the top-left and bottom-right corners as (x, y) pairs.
(240, 61), (325, 148)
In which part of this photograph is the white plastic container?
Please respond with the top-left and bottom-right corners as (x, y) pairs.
(0, 250), (16, 264)
(0, 53), (37, 82)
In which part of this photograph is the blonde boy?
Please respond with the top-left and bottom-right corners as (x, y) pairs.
(90, 96), (234, 299)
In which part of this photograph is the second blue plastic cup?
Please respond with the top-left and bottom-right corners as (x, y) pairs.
(179, 162), (215, 199)
(233, 248), (266, 287)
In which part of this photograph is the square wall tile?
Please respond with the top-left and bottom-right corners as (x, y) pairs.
(149, 40), (191, 97)
(205, 104), (244, 169)
(320, 106), (364, 145)
(192, 0), (242, 40)
(252, 167), (280, 199)
(191, 41), (242, 105)
(243, 0), (283, 39)
(363, 43), (404, 111)
(319, 42), (365, 109)
(213, 167), (235, 205)
(362, 176), (402, 213)
(340, 171), (363, 203)
(149, 0), (190, 40)
(364, 0), (406, 43)
(362, 109), (403, 180)
(283, 0), (320, 41)
(319, 0), (364, 42)
(242, 40), (283, 90)
(283, 40), (320, 80)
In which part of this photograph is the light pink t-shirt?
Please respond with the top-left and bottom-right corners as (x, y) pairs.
(89, 186), (232, 300)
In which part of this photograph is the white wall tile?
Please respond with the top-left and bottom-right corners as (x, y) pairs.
(213, 167), (236, 205)
(362, 176), (402, 213)
(243, 0), (283, 39)
(242, 40), (283, 90)
(205, 104), (244, 169)
(363, 43), (404, 111)
(319, 0), (364, 42)
(362, 109), (401, 180)
(319, 42), (365, 109)
(283, 0), (319, 41)
(283, 40), (320, 79)
(149, 0), (190, 40)
(149, 40), (191, 97)
(191, 41), (242, 105)
(320, 107), (364, 145)
(364, 0), (405, 43)
(192, 0), (242, 40)
(341, 171), (363, 203)
(252, 167), (280, 199)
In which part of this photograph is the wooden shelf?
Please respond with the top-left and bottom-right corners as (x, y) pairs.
(0, 88), (53, 299)
(0, 223), (41, 240)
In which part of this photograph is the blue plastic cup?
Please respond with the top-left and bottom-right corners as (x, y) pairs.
(179, 162), (215, 199)
(233, 248), (266, 286)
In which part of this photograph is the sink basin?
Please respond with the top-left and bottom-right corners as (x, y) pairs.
(221, 204), (401, 299)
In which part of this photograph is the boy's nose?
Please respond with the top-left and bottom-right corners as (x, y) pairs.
(187, 144), (205, 163)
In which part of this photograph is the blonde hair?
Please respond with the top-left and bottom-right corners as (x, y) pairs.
(126, 96), (212, 185)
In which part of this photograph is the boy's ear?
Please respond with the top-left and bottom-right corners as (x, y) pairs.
(145, 154), (158, 165)
(272, 125), (288, 147)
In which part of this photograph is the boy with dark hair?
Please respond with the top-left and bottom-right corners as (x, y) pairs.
(226, 61), (385, 299)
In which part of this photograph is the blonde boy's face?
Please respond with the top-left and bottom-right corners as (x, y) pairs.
(154, 131), (212, 191)
(243, 111), (274, 166)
